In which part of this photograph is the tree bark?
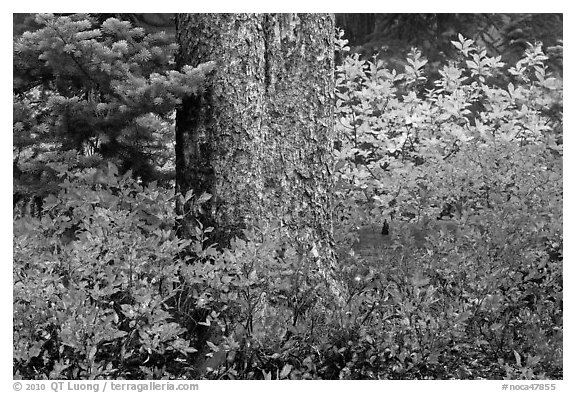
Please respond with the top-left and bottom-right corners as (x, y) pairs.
(175, 13), (343, 300)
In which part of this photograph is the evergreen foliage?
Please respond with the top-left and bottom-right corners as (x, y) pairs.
(13, 13), (214, 215)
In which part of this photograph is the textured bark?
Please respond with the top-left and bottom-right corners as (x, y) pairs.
(175, 12), (344, 377)
(175, 14), (340, 292)
(175, 13), (344, 302)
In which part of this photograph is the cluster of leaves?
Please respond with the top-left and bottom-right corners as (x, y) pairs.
(175, 224), (335, 379)
(13, 163), (200, 379)
(12, 162), (338, 380)
(12, 154), (337, 380)
(13, 164), (562, 380)
(13, 13), (214, 213)
(334, 32), (561, 225)
(329, 33), (562, 378)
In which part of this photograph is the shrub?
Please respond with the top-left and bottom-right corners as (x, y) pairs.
(13, 163), (197, 379)
(330, 33), (562, 379)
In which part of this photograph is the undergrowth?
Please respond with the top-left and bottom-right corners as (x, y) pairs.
(14, 33), (562, 380)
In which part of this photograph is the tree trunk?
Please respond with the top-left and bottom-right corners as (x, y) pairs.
(175, 13), (343, 300)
